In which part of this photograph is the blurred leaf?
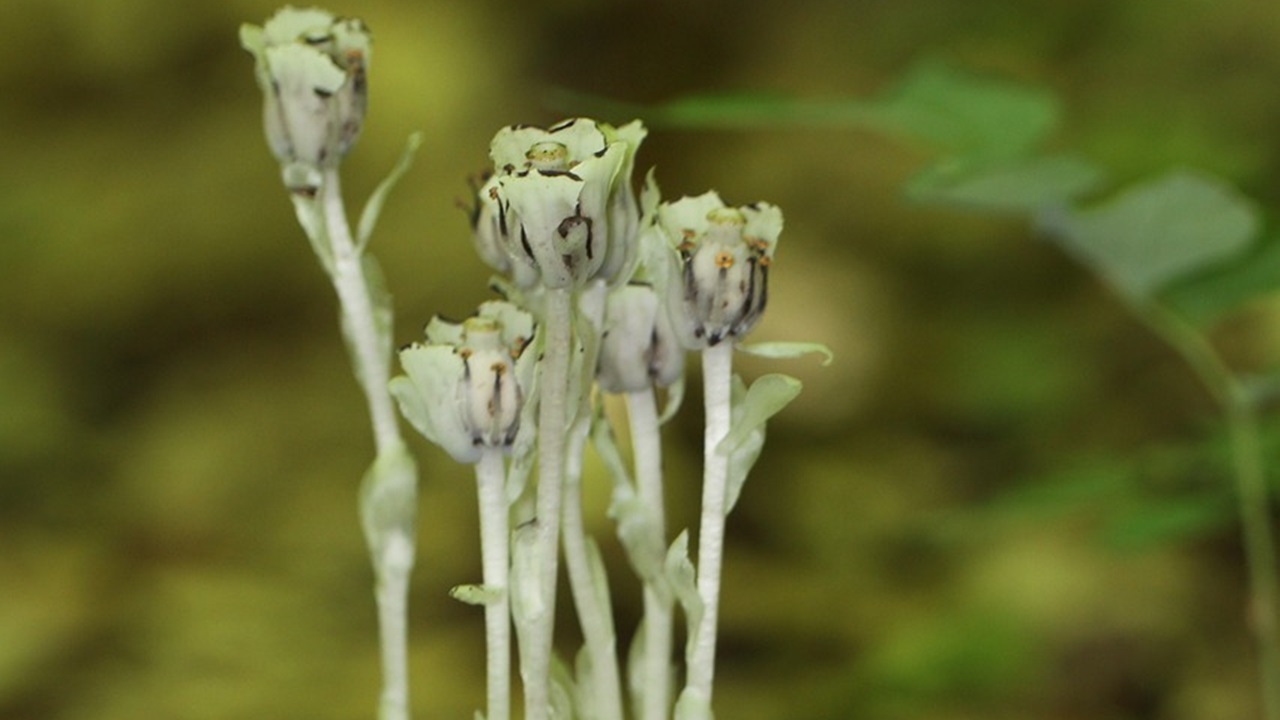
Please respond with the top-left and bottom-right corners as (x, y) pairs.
(1042, 169), (1260, 301)
(548, 60), (1056, 160)
(906, 154), (1105, 213)
(865, 60), (1059, 158)
(736, 341), (834, 366)
(358, 441), (418, 561)
(1162, 231), (1280, 326)
(449, 584), (503, 606)
(1101, 492), (1233, 551)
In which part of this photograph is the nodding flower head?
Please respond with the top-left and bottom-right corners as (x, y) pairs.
(470, 118), (646, 291)
(646, 192), (783, 349)
(597, 283), (684, 393)
(240, 7), (371, 192)
(391, 302), (537, 465)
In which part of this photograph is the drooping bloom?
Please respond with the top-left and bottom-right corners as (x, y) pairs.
(471, 119), (647, 291)
(240, 7), (371, 193)
(644, 192), (783, 348)
(597, 283), (684, 393)
(390, 302), (537, 465)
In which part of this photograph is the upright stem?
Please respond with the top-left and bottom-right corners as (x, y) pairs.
(562, 415), (625, 720)
(523, 286), (573, 720)
(1226, 392), (1280, 720)
(686, 342), (735, 707)
(476, 450), (512, 720)
(320, 168), (416, 720)
(1141, 303), (1280, 720)
(627, 388), (674, 720)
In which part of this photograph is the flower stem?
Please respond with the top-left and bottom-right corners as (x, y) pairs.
(319, 168), (417, 720)
(627, 388), (674, 720)
(523, 286), (573, 720)
(476, 449), (512, 720)
(321, 168), (401, 454)
(1141, 303), (1280, 720)
(562, 413), (625, 720)
(686, 341), (735, 707)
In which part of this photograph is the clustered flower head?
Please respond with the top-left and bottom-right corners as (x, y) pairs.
(390, 301), (537, 465)
(240, 7), (371, 193)
(644, 191), (783, 349)
(471, 119), (647, 291)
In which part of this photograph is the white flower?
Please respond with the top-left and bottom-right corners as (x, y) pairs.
(646, 192), (782, 348)
(240, 7), (371, 192)
(597, 283), (684, 393)
(471, 119), (646, 290)
(391, 302), (537, 465)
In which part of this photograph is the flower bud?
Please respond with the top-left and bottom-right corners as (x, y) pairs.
(240, 8), (371, 191)
(597, 283), (684, 393)
(391, 302), (536, 465)
(471, 119), (646, 290)
(648, 192), (782, 348)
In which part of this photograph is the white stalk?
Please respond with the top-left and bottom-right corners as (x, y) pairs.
(523, 286), (573, 720)
(626, 388), (673, 720)
(685, 342), (734, 706)
(321, 168), (400, 453)
(476, 449), (512, 720)
(320, 168), (416, 720)
(562, 413), (625, 720)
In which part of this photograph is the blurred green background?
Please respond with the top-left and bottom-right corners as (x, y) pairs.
(5, 0), (1280, 718)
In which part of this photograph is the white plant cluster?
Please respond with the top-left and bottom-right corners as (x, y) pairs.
(242, 7), (827, 720)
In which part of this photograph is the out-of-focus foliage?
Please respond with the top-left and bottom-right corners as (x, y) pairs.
(6, 1), (1280, 719)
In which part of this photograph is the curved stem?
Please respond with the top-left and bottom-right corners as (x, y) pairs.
(476, 450), (512, 720)
(627, 388), (674, 720)
(1141, 303), (1280, 720)
(562, 415), (625, 720)
(319, 168), (417, 720)
(686, 342), (734, 707)
(321, 168), (401, 454)
(523, 286), (573, 720)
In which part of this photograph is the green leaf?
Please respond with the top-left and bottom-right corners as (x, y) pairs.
(664, 531), (703, 661)
(1044, 169), (1260, 301)
(658, 376), (685, 425)
(509, 522), (544, 646)
(906, 155), (1105, 213)
(716, 374), (802, 455)
(865, 60), (1059, 158)
(736, 341), (834, 366)
(547, 59), (1055, 160)
(357, 132), (422, 252)
(1101, 492), (1232, 551)
(1162, 231), (1280, 326)
(449, 584), (504, 606)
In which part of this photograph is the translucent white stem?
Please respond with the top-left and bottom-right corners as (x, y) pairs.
(626, 388), (673, 720)
(319, 168), (416, 720)
(476, 449), (512, 720)
(562, 415), (625, 720)
(523, 287), (573, 720)
(686, 342), (734, 707)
